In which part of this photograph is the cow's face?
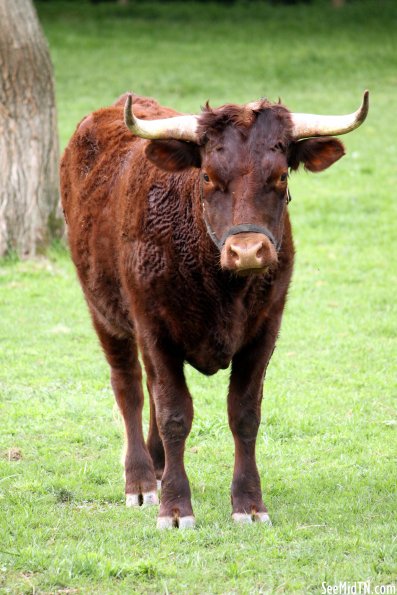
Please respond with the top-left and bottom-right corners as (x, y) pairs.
(146, 103), (345, 275)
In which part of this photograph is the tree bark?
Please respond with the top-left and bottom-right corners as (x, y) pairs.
(0, 0), (62, 257)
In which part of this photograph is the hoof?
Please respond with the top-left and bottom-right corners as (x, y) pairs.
(126, 490), (159, 508)
(232, 511), (272, 525)
(157, 515), (196, 530)
(255, 511), (272, 525)
(179, 515), (196, 529)
(156, 516), (174, 529)
(126, 493), (140, 507)
(142, 490), (159, 506)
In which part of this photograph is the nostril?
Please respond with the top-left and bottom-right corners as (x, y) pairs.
(229, 244), (241, 264)
(255, 244), (265, 261)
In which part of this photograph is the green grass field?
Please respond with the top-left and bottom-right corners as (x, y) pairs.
(1, 1), (396, 593)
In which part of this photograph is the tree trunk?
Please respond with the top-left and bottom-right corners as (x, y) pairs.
(0, 0), (62, 257)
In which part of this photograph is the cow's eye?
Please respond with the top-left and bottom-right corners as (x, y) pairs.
(203, 173), (210, 183)
(280, 172), (288, 182)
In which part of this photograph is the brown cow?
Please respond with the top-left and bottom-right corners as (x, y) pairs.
(60, 91), (368, 528)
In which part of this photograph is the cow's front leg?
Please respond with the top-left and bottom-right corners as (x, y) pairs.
(142, 344), (195, 529)
(228, 322), (281, 525)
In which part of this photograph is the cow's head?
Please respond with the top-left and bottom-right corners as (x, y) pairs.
(125, 92), (368, 275)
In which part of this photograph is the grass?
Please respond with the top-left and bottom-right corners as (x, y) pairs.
(1, 0), (396, 593)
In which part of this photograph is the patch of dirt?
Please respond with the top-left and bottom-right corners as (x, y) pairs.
(5, 447), (23, 461)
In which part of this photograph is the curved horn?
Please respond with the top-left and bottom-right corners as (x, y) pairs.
(290, 90), (369, 140)
(124, 93), (200, 142)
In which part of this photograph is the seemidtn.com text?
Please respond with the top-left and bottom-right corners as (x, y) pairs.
(321, 582), (396, 595)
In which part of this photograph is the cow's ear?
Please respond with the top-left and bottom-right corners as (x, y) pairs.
(288, 137), (345, 173)
(146, 140), (201, 172)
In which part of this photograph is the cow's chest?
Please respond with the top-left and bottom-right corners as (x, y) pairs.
(125, 234), (270, 374)
(147, 270), (266, 375)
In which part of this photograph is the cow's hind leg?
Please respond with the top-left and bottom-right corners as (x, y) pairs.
(146, 382), (165, 487)
(92, 314), (158, 507)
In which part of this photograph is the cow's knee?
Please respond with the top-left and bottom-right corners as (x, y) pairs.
(230, 409), (260, 442)
(158, 411), (191, 443)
